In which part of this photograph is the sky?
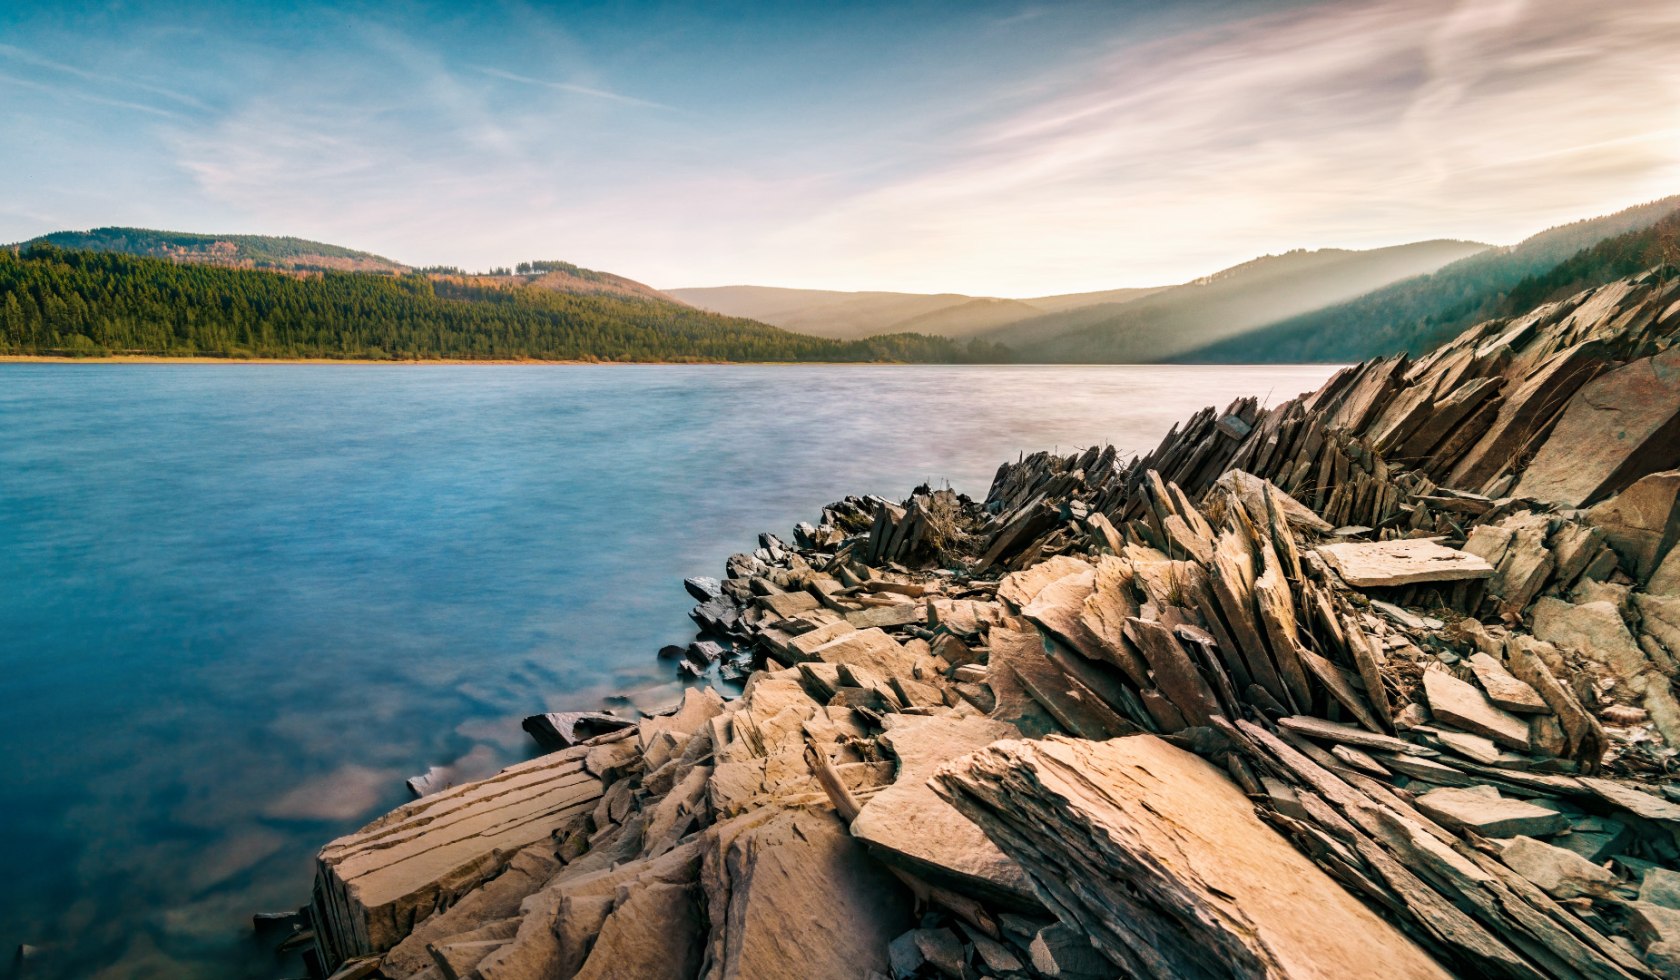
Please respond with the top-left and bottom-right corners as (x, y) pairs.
(2, 0), (1679, 295)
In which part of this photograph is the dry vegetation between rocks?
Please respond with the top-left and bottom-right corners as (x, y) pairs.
(296, 268), (1680, 979)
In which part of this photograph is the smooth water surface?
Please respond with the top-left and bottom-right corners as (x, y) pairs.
(0, 363), (1339, 977)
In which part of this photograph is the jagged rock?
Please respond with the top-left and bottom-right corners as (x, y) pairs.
(1465, 653), (1549, 714)
(379, 845), (557, 977)
(521, 710), (635, 750)
(851, 713), (1036, 907)
(1498, 836), (1618, 899)
(1028, 922), (1111, 979)
(312, 746), (603, 968)
(1213, 470), (1332, 532)
(703, 807), (912, 979)
(1422, 669), (1532, 751)
(1316, 539), (1494, 588)
(809, 627), (921, 677)
(685, 576), (724, 602)
(934, 735), (1451, 979)
(1515, 346), (1680, 507)
(1532, 597), (1680, 745)
(1586, 471), (1680, 584)
(1628, 902), (1680, 952)
(888, 927), (965, 979)
(997, 555), (1095, 610)
(1640, 867), (1680, 910)
(1414, 785), (1570, 838)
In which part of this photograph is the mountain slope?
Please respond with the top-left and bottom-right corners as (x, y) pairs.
(665, 284), (1173, 340)
(664, 286), (991, 339)
(1180, 195), (1680, 363)
(0, 245), (1011, 363)
(981, 239), (1490, 362)
(17, 226), (410, 274)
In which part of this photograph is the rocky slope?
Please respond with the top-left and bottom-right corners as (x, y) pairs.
(295, 268), (1680, 979)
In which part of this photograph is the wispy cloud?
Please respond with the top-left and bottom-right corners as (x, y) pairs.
(4, 1), (1678, 294)
(0, 43), (207, 111)
(0, 70), (179, 118)
(478, 67), (675, 111)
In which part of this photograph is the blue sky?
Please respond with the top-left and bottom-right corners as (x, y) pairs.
(3, 0), (1679, 294)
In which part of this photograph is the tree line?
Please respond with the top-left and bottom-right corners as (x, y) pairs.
(0, 246), (1014, 363)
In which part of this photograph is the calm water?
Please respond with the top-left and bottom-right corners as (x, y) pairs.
(0, 363), (1338, 978)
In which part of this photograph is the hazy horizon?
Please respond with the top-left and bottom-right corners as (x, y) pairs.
(4, 0), (1680, 295)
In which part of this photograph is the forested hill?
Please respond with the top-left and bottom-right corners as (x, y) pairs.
(18, 227), (409, 274)
(1179, 195), (1680, 363)
(0, 246), (1011, 362)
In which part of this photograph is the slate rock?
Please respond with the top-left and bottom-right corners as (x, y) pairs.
(1466, 652), (1549, 714)
(1499, 835), (1618, 899)
(684, 576), (724, 602)
(1422, 669), (1532, 751)
(1316, 539), (1494, 587)
(1515, 346), (1680, 507)
(1415, 786), (1570, 838)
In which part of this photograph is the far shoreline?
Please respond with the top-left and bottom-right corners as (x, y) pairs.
(0, 354), (1342, 368)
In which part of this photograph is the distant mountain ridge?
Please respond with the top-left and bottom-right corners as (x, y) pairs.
(13, 195), (1679, 364)
(664, 284), (1169, 340)
(671, 241), (1489, 355)
(1180, 195), (1680, 363)
(17, 227), (411, 274)
(977, 240), (1491, 361)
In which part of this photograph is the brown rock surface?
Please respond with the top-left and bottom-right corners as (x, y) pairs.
(934, 735), (1452, 980)
(1515, 347), (1680, 506)
(1316, 539), (1494, 588)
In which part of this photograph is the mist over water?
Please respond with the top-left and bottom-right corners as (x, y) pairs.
(0, 362), (1338, 977)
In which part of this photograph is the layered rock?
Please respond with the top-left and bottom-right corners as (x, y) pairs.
(300, 269), (1680, 980)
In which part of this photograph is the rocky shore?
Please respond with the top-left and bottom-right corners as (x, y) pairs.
(294, 268), (1680, 979)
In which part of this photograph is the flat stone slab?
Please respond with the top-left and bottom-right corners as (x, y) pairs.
(851, 713), (1035, 907)
(1465, 653), (1549, 714)
(1315, 539), (1493, 588)
(1415, 786), (1569, 838)
(1423, 669), (1532, 751)
(935, 735), (1451, 979)
(312, 747), (604, 965)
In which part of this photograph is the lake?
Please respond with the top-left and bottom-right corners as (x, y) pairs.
(0, 362), (1340, 977)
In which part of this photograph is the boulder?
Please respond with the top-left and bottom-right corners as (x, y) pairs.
(521, 711), (635, 750)
(934, 735), (1451, 979)
(1213, 470), (1332, 532)
(1532, 597), (1680, 745)
(1641, 867), (1680, 910)
(809, 628), (920, 677)
(1515, 347), (1680, 506)
(1315, 539), (1494, 588)
(1465, 653), (1548, 714)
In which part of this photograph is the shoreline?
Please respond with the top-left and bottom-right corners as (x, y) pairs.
(0, 354), (1347, 368)
(289, 267), (1680, 979)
